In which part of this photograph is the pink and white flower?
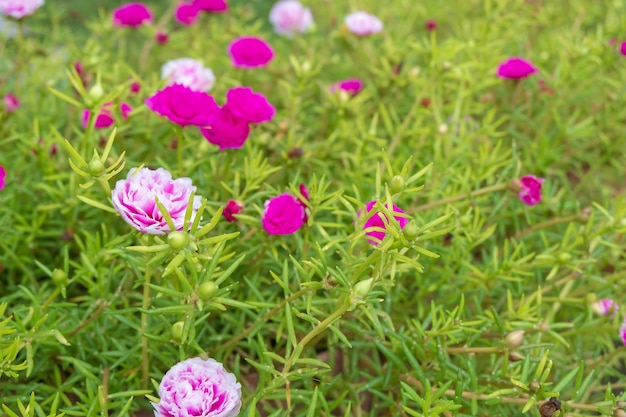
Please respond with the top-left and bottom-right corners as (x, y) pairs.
(161, 58), (216, 92)
(344, 11), (383, 36)
(517, 175), (545, 206)
(2, 93), (19, 112)
(621, 316), (626, 346)
(0, 0), (44, 19)
(152, 357), (241, 417)
(112, 167), (202, 235)
(269, 0), (313, 37)
(361, 200), (408, 244)
(262, 193), (306, 235)
(592, 299), (619, 317)
(496, 57), (538, 79)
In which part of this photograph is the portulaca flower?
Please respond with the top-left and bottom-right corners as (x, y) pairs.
(0, 0), (44, 19)
(344, 11), (383, 36)
(152, 357), (242, 417)
(269, 0), (313, 37)
(161, 58), (216, 92)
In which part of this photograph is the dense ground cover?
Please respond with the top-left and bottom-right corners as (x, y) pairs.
(1, 0), (625, 416)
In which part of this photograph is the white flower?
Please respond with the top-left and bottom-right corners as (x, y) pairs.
(161, 58), (216, 92)
(269, 0), (313, 37)
(0, 0), (44, 19)
(344, 11), (383, 36)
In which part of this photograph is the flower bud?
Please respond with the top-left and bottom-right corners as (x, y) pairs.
(613, 409), (626, 417)
(504, 330), (525, 349)
(556, 252), (571, 264)
(353, 278), (374, 300)
(88, 156), (105, 177)
(171, 321), (185, 342)
(197, 282), (219, 301)
(529, 381), (540, 393)
(508, 351), (525, 362)
(403, 220), (419, 241)
(168, 231), (190, 251)
(87, 82), (104, 103)
(52, 269), (68, 287)
(390, 175), (405, 194)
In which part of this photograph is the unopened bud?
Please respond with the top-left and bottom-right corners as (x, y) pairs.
(87, 82), (104, 103)
(509, 351), (525, 362)
(390, 175), (405, 194)
(529, 381), (540, 393)
(353, 278), (374, 300)
(403, 220), (419, 241)
(52, 269), (68, 287)
(613, 409), (626, 417)
(88, 156), (105, 177)
(504, 330), (525, 349)
(438, 124), (449, 134)
(171, 321), (185, 342)
(197, 282), (218, 301)
(556, 252), (571, 264)
(167, 231), (189, 251)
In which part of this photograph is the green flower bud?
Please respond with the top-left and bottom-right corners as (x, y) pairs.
(353, 278), (374, 300)
(171, 321), (185, 342)
(459, 214), (472, 227)
(197, 281), (218, 301)
(52, 269), (68, 287)
(556, 252), (571, 264)
(390, 175), (405, 194)
(87, 82), (104, 103)
(403, 220), (419, 240)
(529, 381), (540, 393)
(168, 231), (189, 251)
(88, 156), (105, 177)
(504, 330), (525, 349)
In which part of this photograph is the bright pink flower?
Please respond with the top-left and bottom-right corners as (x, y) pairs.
(153, 357), (241, 417)
(329, 78), (363, 96)
(425, 19), (437, 31)
(223, 199), (243, 222)
(175, 2), (199, 26)
(0, 0), (44, 19)
(362, 200), (408, 244)
(225, 87), (275, 123)
(112, 2), (153, 27)
(112, 167), (202, 235)
(620, 41), (626, 56)
(3, 93), (19, 112)
(82, 102), (132, 129)
(592, 299), (619, 317)
(130, 81), (141, 93)
(228, 37), (274, 68)
(497, 57), (538, 79)
(517, 175), (545, 206)
(621, 317), (626, 346)
(262, 193), (305, 235)
(161, 58), (215, 92)
(155, 30), (169, 44)
(344, 11), (383, 36)
(269, 0), (313, 37)
(145, 84), (219, 127)
(199, 107), (250, 150)
(298, 183), (310, 222)
(0, 166), (6, 190)
(192, 0), (227, 12)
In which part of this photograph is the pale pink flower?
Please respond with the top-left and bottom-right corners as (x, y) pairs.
(517, 175), (545, 206)
(192, 0), (227, 12)
(223, 199), (243, 222)
(155, 30), (169, 44)
(344, 11), (383, 36)
(362, 200), (408, 244)
(112, 167), (202, 235)
(496, 57), (538, 79)
(228, 36), (274, 68)
(225, 87), (275, 123)
(161, 58), (216, 92)
(199, 107), (250, 150)
(592, 299), (619, 317)
(152, 357), (241, 417)
(0, 0), (44, 19)
(0, 166), (6, 190)
(112, 2), (153, 27)
(262, 193), (305, 235)
(145, 84), (219, 127)
(329, 78), (363, 96)
(3, 93), (19, 112)
(175, 2), (199, 26)
(269, 0), (313, 37)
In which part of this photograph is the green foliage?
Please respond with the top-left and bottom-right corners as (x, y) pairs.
(1, 0), (626, 416)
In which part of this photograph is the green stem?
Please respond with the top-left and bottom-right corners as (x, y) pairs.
(446, 346), (501, 354)
(82, 110), (95, 156)
(140, 251), (153, 389)
(409, 182), (509, 213)
(513, 213), (582, 239)
(176, 125), (185, 175)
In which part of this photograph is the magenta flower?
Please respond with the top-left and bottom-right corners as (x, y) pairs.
(262, 193), (306, 235)
(146, 84), (219, 127)
(298, 183), (310, 222)
(112, 2), (152, 27)
(517, 175), (545, 206)
(223, 199), (243, 222)
(130, 81), (141, 94)
(621, 318), (626, 346)
(592, 298), (619, 317)
(228, 37), (274, 68)
(175, 2), (199, 26)
(425, 19), (437, 31)
(0, 166), (6, 190)
(620, 41), (626, 56)
(3, 93), (19, 112)
(344, 11), (383, 36)
(496, 57), (538, 79)
(192, 0), (227, 12)
(152, 357), (241, 417)
(155, 30), (169, 44)
(0, 0), (44, 19)
(161, 58), (216, 92)
(200, 107), (250, 150)
(81, 102), (132, 129)
(329, 78), (363, 96)
(269, 0), (314, 37)
(112, 167), (202, 235)
(362, 200), (409, 244)
(225, 87), (275, 123)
